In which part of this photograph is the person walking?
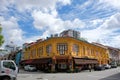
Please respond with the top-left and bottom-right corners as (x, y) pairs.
(88, 65), (92, 72)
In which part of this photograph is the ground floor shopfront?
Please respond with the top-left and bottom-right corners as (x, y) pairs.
(21, 56), (99, 72)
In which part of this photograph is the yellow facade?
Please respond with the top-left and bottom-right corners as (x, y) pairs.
(23, 37), (109, 65)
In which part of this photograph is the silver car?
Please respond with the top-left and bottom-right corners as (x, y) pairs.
(24, 65), (36, 71)
(104, 64), (111, 69)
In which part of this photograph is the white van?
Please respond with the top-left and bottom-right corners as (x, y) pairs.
(0, 60), (18, 80)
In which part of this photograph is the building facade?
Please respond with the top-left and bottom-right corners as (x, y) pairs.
(106, 46), (120, 64)
(92, 42), (120, 65)
(21, 37), (109, 72)
(0, 49), (9, 60)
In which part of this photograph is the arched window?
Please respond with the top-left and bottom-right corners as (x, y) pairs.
(57, 43), (68, 55)
(46, 44), (52, 55)
(72, 44), (79, 55)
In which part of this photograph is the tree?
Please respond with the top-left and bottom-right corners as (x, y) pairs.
(0, 24), (4, 46)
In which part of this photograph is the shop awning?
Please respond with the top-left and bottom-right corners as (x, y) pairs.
(74, 58), (98, 65)
(32, 58), (52, 64)
(20, 60), (33, 64)
(21, 58), (52, 65)
(25, 60), (33, 64)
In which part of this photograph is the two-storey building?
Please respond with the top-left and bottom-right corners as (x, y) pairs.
(21, 36), (109, 72)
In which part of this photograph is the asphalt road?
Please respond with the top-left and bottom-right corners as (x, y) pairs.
(17, 67), (120, 80)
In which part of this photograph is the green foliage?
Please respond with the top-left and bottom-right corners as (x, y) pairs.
(0, 26), (4, 46)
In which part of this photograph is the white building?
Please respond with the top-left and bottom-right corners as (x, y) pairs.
(60, 29), (80, 39)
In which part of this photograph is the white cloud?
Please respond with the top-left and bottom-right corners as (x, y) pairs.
(76, 0), (93, 10)
(0, 16), (23, 46)
(109, 35), (120, 48)
(0, 0), (72, 47)
(81, 13), (120, 48)
(99, 13), (120, 30)
(0, 0), (14, 12)
(0, 0), (120, 49)
(1, 17), (18, 30)
(90, 19), (104, 26)
(14, 0), (71, 12)
(64, 19), (86, 29)
(16, 0), (56, 11)
(0, 16), (41, 47)
(24, 35), (42, 43)
(0, 0), (71, 17)
(32, 10), (63, 33)
(58, 0), (71, 5)
(32, 10), (86, 36)
(99, 0), (120, 10)
(81, 28), (101, 42)
(32, 10), (59, 30)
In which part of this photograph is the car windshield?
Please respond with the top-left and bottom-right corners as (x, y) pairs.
(3, 62), (16, 70)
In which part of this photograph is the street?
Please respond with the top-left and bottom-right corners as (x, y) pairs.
(17, 67), (120, 80)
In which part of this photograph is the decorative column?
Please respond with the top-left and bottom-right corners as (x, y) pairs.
(51, 56), (56, 72)
(68, 55), (74, 72)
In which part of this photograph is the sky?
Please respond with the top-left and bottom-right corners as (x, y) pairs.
(0, 0), (120, 48)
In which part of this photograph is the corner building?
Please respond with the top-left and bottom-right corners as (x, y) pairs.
(22, 37), (109, 72)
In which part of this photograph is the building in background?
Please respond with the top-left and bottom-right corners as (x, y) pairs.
(92, 42), (120, 65)
(60, 29), (80, 39)
(5, 42), (20, 53)
(0, 42), (22, 67)
(106, 46), (120, 64)
(0, 49), (9, 60)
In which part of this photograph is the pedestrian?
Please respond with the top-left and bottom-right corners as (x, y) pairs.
(88, 65), (92, 72)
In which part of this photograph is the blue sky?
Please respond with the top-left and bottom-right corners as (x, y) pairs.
(0, 0), (120, 48)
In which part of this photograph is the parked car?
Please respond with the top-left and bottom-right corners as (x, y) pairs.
(0, 60), (18, 80)
(110, 62), (117, 68)
(94, 65), (105, 71)
(103, 64), (111, 69)
(24, 65), (37, 71)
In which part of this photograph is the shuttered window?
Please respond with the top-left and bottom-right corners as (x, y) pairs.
(57, 43), (68, 55)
